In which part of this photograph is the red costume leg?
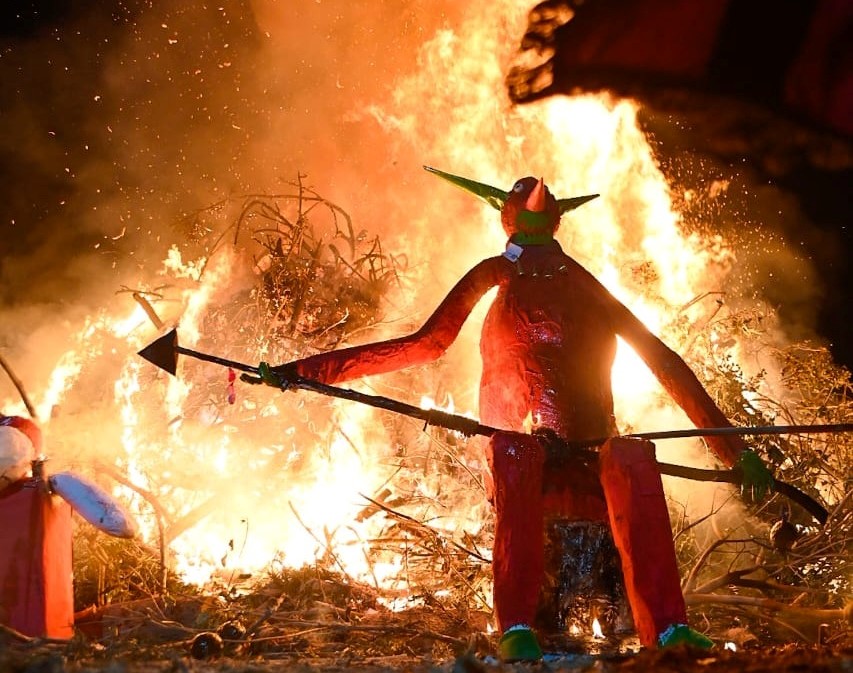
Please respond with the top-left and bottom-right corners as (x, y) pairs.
(486, 431), (545, 632)
(599, 438), (687, 648)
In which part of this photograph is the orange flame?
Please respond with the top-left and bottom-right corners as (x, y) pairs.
(0, 2), (785, 593)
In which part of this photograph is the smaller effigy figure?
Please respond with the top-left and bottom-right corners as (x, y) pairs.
(260, 167), (774, 661)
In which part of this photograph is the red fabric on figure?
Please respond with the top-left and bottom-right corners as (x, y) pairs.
(0, 415), (73, 639)
(487, 431), (546, 631)
(271, 170), (752, 654)
(599, 438), (688, 645)
(0, 482), (74, 639)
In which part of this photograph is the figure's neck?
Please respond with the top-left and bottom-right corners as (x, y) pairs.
(504, 237), (562, 263)
(509, 232), (554, 246)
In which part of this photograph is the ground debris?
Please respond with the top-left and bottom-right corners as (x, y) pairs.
(586, 644), (853, 673)
(2, 641), (852, 673)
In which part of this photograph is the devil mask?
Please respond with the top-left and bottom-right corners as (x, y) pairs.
(424, 166), (598, 245)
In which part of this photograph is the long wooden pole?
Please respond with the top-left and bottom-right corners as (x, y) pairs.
(137, 330), (833, 523)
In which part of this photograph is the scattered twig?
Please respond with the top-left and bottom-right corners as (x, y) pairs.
(359, 493), (490, 564)
(685, 592), (845, 621)
(288, 500), (349, 576)
(0, 623), (35, 643)
(0, 351), (38, 419)
(131, 290), (165, 329)
(96, 461), (171, 593)
(247, 618), (467, 647)
(689, 565), (763, 594)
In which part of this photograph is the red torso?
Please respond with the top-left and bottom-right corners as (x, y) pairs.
(293, 240), (745, 466)
(479, 243), (617, 440)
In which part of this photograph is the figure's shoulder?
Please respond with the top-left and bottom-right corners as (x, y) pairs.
(551, 252), (615, 297)
(456, 254), (513, 287)
(473, 254), (514, 272)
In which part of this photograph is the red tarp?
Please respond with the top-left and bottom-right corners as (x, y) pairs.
(0, 479), (74, 639)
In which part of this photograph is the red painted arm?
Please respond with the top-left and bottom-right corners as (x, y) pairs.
(603, 283), (747, 467)
(293, 256), (510, 385)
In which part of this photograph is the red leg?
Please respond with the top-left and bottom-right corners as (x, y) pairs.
(599, 438), (687, 648)
(487, 431), (545, 632)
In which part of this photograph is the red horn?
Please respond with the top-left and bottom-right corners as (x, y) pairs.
(525, 177), (547, 212)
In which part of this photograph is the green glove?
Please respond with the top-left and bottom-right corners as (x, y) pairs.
(257, 362), (281, 387)
(737, 449), (775, 501)
(253, 361), (301, 389)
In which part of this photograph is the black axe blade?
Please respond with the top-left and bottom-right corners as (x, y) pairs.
(138, 328), (179, 376)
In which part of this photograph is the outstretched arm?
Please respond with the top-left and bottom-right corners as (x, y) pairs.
(282, 256), (510, 385)
(601, 286), (747, 468)
(612, 300), (774, 499)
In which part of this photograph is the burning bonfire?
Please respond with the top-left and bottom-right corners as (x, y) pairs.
(1, 165), (850, 662)
(0, 1), (850, 668)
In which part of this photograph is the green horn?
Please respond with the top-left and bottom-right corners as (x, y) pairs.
(425, 166), (599, 214)
(557, 194), (599, 213)
(423, 166), (508, 211)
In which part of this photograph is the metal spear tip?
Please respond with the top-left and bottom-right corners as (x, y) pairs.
(137, 328), (179, 376)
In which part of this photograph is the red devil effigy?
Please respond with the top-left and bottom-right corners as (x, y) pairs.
(253, 167), (776, 661)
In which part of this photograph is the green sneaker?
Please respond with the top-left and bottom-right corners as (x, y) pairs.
(499, 626), (543, 662)
(658, 623), (715, 649)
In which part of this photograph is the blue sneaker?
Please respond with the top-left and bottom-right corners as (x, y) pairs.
(658, 623), (714, 649)
(499, 625), (543, 662)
